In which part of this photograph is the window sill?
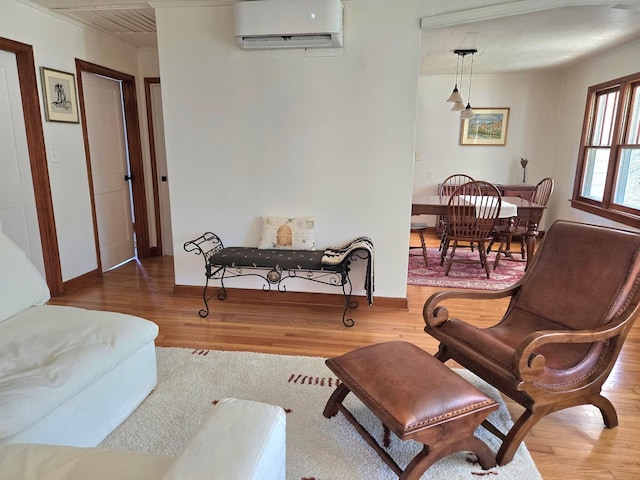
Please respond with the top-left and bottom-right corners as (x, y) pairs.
(571, 199), (640, 229)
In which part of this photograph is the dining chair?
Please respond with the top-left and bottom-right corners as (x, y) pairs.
(438, 174), (475, 252)
(441, 180), (501, 279)
(424, 220), (640, 466)
(491, 177), (554, 269)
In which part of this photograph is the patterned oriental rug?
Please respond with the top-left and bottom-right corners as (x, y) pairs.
(408, 247), (526, 290)
(101, 347), (542, 480)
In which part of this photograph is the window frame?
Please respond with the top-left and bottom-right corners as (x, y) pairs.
(571, 71), (640, 228)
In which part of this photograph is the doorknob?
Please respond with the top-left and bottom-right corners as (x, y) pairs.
(124, 174), (133, 181)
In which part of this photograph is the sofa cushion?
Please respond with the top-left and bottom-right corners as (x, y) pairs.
(0, 230), (50, 323)
(162, 398), (286, 480)
(0, 443), (173, 480)
(0, 305), (158, 440)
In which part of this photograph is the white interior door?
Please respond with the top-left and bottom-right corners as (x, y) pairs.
(149, 83), (173, 255)
(0, 50), (45, 275)
(82, 72), (135, 271)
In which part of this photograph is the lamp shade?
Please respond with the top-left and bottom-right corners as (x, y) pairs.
(460, 104), (475, 119)
(446, 87), (463, 103)
(451, 101), (465, 111)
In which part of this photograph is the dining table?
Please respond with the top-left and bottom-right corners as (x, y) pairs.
(411, 195), (546, 268)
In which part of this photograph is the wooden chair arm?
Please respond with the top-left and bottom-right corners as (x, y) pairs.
(514, 321), (630, 381)
(423, 283), (522, 328)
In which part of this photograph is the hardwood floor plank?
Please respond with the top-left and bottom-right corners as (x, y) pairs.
(47, 234), (640, 480)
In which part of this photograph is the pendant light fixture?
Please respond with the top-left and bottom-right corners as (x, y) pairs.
(446, 53), (463, 104)
(447, 49), (477, 116)
(450, 52), (465, 111)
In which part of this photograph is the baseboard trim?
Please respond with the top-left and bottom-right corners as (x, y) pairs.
(62, 268), (101, 294)
(173, 285), (407, 310)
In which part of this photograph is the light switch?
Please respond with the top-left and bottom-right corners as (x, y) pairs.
(50, 148), (58, 163)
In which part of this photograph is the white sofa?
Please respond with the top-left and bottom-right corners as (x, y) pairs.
(0, 226), (159, 447)
(0, 398), (287, 480)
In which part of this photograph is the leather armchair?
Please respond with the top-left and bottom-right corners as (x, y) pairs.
(423, 220), (640, 466)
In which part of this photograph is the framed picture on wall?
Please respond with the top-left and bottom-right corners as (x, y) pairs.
(460, 107), (510, 146)
(41, 67), (80, 123)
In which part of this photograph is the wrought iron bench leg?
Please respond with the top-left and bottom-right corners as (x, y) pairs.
(341, 268), (356, 328)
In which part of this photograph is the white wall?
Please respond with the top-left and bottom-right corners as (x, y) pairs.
(550, 39), (640, 230)
(1, 0), (154, 280)
(5, 0), (638, 297)
(156, 1), (421, 298)
(414, 72), (562, 230)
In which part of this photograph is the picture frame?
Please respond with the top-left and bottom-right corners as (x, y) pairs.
(460, 107), (510, 146)
(41, 67), (79, 123)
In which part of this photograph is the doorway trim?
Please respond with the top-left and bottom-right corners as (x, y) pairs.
(144, 77), (163, 256)
(75, 59), (150, 268)
(0, 37), (63, 296)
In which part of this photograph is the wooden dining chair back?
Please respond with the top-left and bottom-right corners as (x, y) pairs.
(437, 174), (475, 252)
(529, 176), (554, 206)
(424, 220), (640, 466)
(438, 174), (475, 197)
(492, 177), (554, 269)
(441, 180), (501, 279)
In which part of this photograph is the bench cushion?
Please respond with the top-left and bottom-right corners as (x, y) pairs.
(209, 247), (339, 271)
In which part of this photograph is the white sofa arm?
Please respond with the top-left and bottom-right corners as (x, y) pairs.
(161, 398), (286, 480)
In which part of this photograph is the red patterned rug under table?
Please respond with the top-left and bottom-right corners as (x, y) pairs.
(408, 247), (526, 290)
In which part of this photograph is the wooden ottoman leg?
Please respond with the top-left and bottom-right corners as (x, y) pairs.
(323, 383), (350, 418)
(401, 434), (496, 480)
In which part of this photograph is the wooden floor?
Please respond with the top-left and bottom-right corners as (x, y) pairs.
(48, 233), (640, 479)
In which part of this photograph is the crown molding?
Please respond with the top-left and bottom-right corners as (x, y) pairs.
(420, 0), (634, 29)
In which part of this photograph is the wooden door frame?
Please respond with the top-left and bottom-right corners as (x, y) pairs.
(144, 77), (163, 256)
(0, 37), (63, 296)
(75, 59), (150, 268)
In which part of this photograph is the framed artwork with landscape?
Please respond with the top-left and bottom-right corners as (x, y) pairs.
(41, 67), (79, 123)
(460, 107), (509, 146)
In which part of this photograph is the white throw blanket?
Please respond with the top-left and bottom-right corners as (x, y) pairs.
(321, 237), (374, 305)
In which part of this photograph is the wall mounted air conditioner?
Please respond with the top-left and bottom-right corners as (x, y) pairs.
(233, 0), (343, 49)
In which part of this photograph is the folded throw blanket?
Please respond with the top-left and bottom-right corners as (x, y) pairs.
(322, 237), (374, 305)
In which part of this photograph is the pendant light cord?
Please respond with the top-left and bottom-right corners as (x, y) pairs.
(458, 54), (465, 96)
(466, 53), (474, 106)
(454, 54), (460, 89)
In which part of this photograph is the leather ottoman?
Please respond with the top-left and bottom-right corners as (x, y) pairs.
(323, 341), (498, 479)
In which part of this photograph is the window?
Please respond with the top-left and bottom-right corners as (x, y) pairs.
(572, 72), (640, 228)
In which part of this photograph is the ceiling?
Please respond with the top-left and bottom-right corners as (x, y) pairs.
(420, 2), (640, 75)
(27, 0), (640, 75)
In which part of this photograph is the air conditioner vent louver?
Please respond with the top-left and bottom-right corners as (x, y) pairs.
(233, 0), (343, 50)
(241, 34), (335, 49)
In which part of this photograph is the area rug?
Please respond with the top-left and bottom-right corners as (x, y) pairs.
(101, 347), (541, 479)
(408, 247), (525, 290)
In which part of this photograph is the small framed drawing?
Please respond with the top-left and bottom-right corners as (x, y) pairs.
(41, 67), (79, 123)
(460, 107), (510, 146)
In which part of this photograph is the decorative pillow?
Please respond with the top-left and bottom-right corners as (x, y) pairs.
(0, 229), (51, 322)
(258, 216), (316, 250)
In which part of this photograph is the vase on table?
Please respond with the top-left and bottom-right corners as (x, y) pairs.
(520, 158), (529, 184)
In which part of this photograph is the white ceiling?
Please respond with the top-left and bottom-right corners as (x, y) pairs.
(420, 2), (640, 75)
(27, 0), (640, 74)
